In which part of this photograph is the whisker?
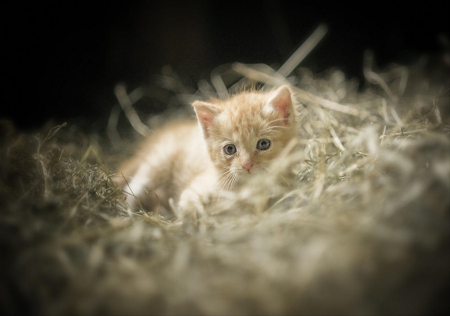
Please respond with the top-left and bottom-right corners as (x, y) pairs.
(263, 125), (287, 130)
(229, 174), (237, 190)
(266, 118), (287, 125)
(217, 168), (239, 192)
(217, 172), (232, 189)
(260, 126), (286, 136)
(259, 166), (272, 174)
(259, 118), (289, 135)
(230, 174), (239, 191)
(259, 120), (267, 130)
(217, 170), (231, 180)
(223, 173), (238, 192)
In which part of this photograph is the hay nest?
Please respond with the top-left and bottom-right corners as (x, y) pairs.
(1, 47), (449, 315)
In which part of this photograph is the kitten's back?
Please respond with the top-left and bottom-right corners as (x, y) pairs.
(114, 120), (213, 209)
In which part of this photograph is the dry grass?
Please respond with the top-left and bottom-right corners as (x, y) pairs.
(1, 45), (449, 315)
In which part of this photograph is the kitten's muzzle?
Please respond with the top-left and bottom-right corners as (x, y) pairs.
(241, 161), (253, 172)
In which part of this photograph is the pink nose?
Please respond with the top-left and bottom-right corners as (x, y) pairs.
(242, 161), (253, 172)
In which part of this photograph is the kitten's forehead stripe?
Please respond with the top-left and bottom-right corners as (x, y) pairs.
(220, 92), (269, 130)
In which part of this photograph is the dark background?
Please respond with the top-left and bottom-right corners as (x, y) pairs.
(3, 0), (449, 131)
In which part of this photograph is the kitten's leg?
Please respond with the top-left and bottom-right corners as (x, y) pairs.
(177, 173), (215, 218)
(121, 162), (152, 210)
(120, 158), (169, 212)
(178, 188), (205, 217)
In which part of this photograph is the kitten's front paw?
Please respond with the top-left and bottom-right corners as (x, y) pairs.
(177, 189), (206, 218)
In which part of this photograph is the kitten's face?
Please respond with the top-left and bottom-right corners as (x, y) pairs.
(193, 86), (297, 190)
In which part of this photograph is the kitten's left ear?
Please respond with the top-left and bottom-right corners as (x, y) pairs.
(265, 85), (293, 125)
(192, 101), (220, 137)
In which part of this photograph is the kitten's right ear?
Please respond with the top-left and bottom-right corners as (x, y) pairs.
(265, 85), (293, 125)
(192, 101), (220, 137)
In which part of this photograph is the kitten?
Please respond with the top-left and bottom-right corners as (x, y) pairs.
(115, 85), (298, 216)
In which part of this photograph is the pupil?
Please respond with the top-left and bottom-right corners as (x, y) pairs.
(257, 139), (270, 150)
(224, 144), (235, 155)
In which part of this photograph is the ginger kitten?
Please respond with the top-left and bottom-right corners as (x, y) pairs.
(115, 85), (297, 216)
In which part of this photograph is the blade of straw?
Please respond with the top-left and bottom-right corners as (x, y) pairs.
(276, 24), (328, 78)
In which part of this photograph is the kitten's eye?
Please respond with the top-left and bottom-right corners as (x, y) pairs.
(223, 144), (237, 155)
(256, 139), (271, 150)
